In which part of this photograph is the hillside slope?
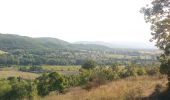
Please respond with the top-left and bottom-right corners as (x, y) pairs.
(0, 33), (111, 51)
(43, 76), (167, 100)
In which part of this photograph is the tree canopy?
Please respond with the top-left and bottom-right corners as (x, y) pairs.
(141, 0), (170, 86)
(82, 60), (97, 69)
(141, 0), (170, 53)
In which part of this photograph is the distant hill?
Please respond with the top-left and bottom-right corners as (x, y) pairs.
(0, 33), (159, 66)
(75, 41), (157, 49)
(0, 33), (111, 51)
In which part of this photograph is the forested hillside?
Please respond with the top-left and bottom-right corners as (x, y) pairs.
(0, 34), (160, 66)
(0, 34), (111, 51)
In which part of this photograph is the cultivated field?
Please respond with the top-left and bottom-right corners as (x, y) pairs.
(0, 70), (39, 80)
(42, 65), (81, 71)
(0, 65), (80, 79)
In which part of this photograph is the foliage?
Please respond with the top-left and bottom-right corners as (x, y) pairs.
(137, 67), (147, 75)
(20, 66), (43, 72)
(43, 76), (166, 100)
(81, 60), (97, 69)
(36, 72), (66, 96)
(141, 0), (170, 87)
(0, 64), (161, 99)
(0, 34), (159, 66)
(0, 77), (37, 100)
(140, 0), (170, 52)
(0, 80), (12, 99)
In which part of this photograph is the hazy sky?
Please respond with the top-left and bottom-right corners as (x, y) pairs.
(0, 0), (151, 43)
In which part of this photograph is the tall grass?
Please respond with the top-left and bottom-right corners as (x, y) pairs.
(42, 75), (167, 100)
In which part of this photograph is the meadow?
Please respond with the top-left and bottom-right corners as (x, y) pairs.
(41, 65), (80, 71)
(0, 70), (39, 80)
(0, 65), (80, 79)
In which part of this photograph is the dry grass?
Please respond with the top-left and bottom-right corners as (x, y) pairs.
(0, 70), (39, 80)
(41, 75), (167, 100)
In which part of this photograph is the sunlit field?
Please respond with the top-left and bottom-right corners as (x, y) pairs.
(0, 65), (80, 79)
(0, 70), (39, 80)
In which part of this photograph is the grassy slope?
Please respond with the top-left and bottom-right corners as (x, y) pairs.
(42, 76), (167, 100)
(0, 33), (111, 51)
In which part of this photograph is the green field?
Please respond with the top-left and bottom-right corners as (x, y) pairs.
(0, 65), (81, 79)
(41, 65), (81, 71)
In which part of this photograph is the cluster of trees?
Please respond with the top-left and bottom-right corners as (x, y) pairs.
(0, 77), (37, 100)
(0, 72), (65, 99)
(0, 62), (160, 99)
(0, 34), (159, 66)
(0, 50), (158, 67)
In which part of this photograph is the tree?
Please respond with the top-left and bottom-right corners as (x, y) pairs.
(111, 63), (121, 71)
(141, 0), (170, 86)
(36, 74), (50, 96)
(37, 72), (65, 96)
(0, 80), (12, 99)
(82, 60), (97, 69)
(2, 77), (37, 100)
(48, 72), (65, 93)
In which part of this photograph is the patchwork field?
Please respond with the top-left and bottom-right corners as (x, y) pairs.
(41, 65), (81, 71)
(0, 70), (39, 80)
(0, 65), (80, 79)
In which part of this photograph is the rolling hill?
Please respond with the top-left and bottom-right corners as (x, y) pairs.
(0, 33), (159, 66)
(0, 33), (111, 51)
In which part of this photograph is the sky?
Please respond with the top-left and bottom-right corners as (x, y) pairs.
(0, 0), (152, 44)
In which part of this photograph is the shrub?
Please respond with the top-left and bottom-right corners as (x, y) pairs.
(0, 78), (37, 100)
(37, 72), (66, 96)
(82, 60), (97, 69)
(146, 67), (160, 76)
(124, 66), (138, 77)
(0, 80), (12, 99)
(137, 67), (147, 76)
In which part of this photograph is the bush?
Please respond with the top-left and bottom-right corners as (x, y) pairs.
(64, 75), (81, 87)
(37, 72), (66, 96)
(0, 78), (37, 100)
(137, 67), (147, 76)
(82, 60), (97, 69)
(146, 67), (160, 76)
(124, 66), (138, 77)
(0, 80), (12, 99)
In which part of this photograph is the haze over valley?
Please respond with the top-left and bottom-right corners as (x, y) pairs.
(0, 0), (169, 100)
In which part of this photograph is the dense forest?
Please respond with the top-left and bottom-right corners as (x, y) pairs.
(0, 34), (160, 66)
